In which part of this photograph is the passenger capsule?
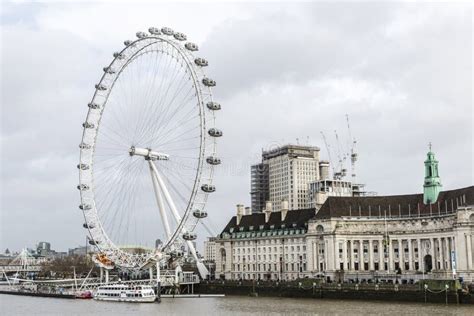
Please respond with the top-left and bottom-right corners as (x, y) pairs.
(88, 239), (99, 245)
(82, 122), (95, 129)
(136, 31), (148, 39)
(148, 27), (161, 35)
(208, 128), (223, 137)
(182, 232), (197, 241)
(95, 83), (107, 91)
(77, 163), (89, 170)
(193, 209), (208, 219)
(79, 203), (91, 210)
(185, 42), (198, 51)
(201, 184), (216, 193)
(206, 102), (221, 111)
(103, 67), (115, 74)
(77, 184), (90, 191)
(194, 58), (208, 67)
(206, 156), (221, 165)
(88, 102), (100, 109)
(161, 27), (174, 36)
(173, 32), (187, 41)
(113, 52), (125, 59)
(124, 40), (133, 46)
(202, 78), (216, 87)
(79, 143), (91, 149)
(83, 223), (95, 229)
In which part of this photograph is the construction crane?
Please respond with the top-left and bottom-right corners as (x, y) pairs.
(346, 114), (358, 181)
(320, 131), (335, 178)
(334, 130), (347, 179)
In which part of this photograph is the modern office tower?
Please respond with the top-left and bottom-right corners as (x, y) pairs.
(260, 144), (321, 211)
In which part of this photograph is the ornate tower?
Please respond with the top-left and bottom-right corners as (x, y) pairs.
(423, 143), (442, 204)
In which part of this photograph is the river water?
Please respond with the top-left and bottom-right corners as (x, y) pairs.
(1, 295), (473, 315)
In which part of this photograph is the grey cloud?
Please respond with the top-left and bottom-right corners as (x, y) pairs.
(1, 2), (472, 252)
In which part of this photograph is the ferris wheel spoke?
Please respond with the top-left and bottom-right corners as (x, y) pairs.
(147, 122), (200, 150)
(96, 158), (140, 223)
(153, 98), (197, 142)
(102, 159), (143, 243)
(147, 82), (196, 141)
(135, 51), (166, 128)
(97, 123), (131, 148)
(153, 112), (200, 147)
(113, 162), (144, 245)
(159, 162), (196, 200)
(150, 70), (193, 132)
(145, 91), (197, 146)
(142, 56), (187, 137)
(135, 55), (180, 143)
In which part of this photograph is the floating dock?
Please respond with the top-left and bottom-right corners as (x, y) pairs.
(0, 290), (75, 299)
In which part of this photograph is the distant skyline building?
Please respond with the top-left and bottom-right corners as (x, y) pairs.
(251, 143), (371, 213)
(36, 241), (51, 256)
(68, 246), (87, 256)
(251, 144), (322, 212)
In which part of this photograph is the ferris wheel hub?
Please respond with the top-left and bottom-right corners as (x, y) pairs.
(129, 146), (169, 161)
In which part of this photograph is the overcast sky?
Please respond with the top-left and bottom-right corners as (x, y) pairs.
(1, 1), (472, 253)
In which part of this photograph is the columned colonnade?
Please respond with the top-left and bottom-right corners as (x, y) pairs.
(309, 235), (463, 274)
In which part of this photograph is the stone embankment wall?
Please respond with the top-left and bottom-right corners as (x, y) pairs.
(198, 280), (474, 304)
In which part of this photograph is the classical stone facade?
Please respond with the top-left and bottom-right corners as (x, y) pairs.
(307, 186), (473, 283)
(215, 186), (474, 283)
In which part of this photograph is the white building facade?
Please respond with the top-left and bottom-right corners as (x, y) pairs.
(216, 202), (313, 280)
(204, 237), (217, 262)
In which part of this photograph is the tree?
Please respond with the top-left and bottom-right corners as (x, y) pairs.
(40, 255), (98, 279)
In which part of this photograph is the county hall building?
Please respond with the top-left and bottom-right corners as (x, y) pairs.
(215, 149), (474, 283)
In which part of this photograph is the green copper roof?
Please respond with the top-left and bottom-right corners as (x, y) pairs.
(423, 144), (442, 204)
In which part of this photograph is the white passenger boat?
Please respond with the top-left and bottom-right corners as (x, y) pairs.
(94, 284), (156, 302)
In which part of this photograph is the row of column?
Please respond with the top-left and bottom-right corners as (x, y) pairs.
(466, 233), (473, 271)
(312, 236), (458, 273)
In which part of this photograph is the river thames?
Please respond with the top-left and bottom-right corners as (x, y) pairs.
(1, 295), (473, 315)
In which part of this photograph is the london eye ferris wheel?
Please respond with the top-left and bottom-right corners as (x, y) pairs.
(77, 27), (222, 271)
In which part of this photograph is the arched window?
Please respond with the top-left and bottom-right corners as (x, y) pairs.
(316, 225), (324, 233)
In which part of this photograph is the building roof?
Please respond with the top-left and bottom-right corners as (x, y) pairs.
(315, 185), (474, 219)
(219, 186), (473, 236)
(220, 208), (315, 235)
(262, 144), (320, 160)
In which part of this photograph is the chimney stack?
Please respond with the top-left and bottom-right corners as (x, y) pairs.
(264, 201), (272, 223)
(245, 207), (251, 215)
(281, 200), (289, 221)
(319, 161), (330, 181)
(236, 204), (244, 225)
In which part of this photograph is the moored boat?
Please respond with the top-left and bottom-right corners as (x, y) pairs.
(75, 290), (93, 299)
(94, 284), (156, 303)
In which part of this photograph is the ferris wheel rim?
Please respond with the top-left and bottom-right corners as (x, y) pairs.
(78, 30), (219, 269)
